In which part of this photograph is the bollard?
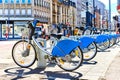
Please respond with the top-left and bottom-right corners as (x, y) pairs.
(33, 38), (47, 68)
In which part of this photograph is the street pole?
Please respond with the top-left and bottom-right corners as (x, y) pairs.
(93, 0), (95, 27)
(86, 1), (88, 26)
(109, 0), (111, 30)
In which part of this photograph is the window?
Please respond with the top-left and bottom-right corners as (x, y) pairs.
(5, 9), (8, 15)
(16, 9), (20, 15)
(34, 0), (37, 5)
(10, 9), (14, 15)
(0, 9), (2, 15)
(16, 0), (20, 4)
(28, 0), (31, 4)
(10, 0), (14, 3)
(22, 0), (26, 4)
(21, 9), (26, 15)
(0, 0), (2, 3)
(5, 0), (8, 3)
(27, 9), (31, 15)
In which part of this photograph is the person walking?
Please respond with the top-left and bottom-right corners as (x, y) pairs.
(5, 26), (9, 39)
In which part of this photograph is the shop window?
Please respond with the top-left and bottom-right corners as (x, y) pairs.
(14, 22), (29, 38)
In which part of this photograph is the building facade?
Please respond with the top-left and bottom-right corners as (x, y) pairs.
(79, 0), (95, 27)
(51, 0), (76, 27)
(0, 0), (51, 39)
(76, 0), (81, 27)
(0, 0), (76, 39)
(95, 0), (105, 28)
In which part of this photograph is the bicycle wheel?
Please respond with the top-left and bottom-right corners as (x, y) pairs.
(96, 38), (110, 51)
(83, 42), (97, 61)
(116, 36), (120, 43)
(109, 38), (116, 47)
(82, 28), (92, 35)
(56, 46), (83, 71)
(12, 40), (37, 68)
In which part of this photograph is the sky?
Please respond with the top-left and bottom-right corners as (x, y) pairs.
(99, 0), (119, 17)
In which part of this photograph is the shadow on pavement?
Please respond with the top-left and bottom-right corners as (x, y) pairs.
(4, 67), (83, 80)
(41, 71), (83, 80)
(4, 67), (45, 80)
(83, 61), (97, 65)
(116, 43), (120, 46)
(97, 50), (111, 52)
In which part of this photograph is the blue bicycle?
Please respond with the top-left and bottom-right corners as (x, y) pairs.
(12, 20), (83, 71)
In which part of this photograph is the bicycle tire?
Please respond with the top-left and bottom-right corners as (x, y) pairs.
(12, 40), (37, 68)
(83, 42), (97, 61)
(82, 28), (92, 35)
(96, 38), (110, 51)
(116, 37), (120, 43)
(109, 38), (116, 47)
(56, 46), (83, 71)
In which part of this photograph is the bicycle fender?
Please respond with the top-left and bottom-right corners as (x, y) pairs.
(110, 34), (117, 39)
(52, 39), (80, 57)
(79, 37), (95, 49)
(95, 35), (109, 43)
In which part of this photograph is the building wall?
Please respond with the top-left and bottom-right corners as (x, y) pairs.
(0, 0), (51, 39)
(117, 0), (120, 5)
(0, 0), (77, 39)
(95, 0), (105, 28)
(76, 0), (81, 27)
(51, 0), (76, 27)
(80, 0), (94, 27)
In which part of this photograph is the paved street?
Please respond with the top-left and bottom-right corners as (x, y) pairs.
(0, 40), (120, 80)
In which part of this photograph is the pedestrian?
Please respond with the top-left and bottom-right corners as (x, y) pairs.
(5, 26), (9, 39)
(113, 15), (120, 34)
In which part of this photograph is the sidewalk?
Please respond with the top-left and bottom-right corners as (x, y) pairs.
(0, 40), (120, 80)
(101, 50), (120, 80)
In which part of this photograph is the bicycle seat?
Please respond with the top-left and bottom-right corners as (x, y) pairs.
(51, 33), (63, 39)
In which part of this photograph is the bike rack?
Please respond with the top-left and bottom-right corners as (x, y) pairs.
(33, 38), (47, 68)
(34, 33), (120, 68)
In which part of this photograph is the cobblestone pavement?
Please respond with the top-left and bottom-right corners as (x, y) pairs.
(0, 40), (120, 80)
